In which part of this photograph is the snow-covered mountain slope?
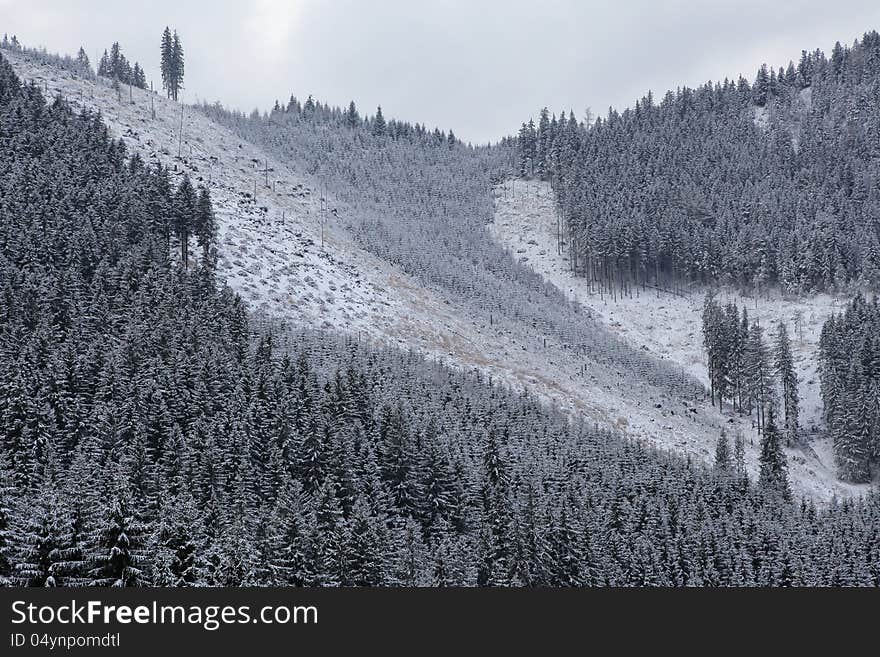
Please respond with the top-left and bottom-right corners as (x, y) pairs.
(4, 50), (411, 335)
(490, 178), (869, 501)
(5, 50), (864, 501)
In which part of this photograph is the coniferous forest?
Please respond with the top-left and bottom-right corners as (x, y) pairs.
(819, 294), (880, 483)
(96, 42), (147, 90)
(519, 32), (880, 295)
(3, 51), (880, 588)
(700, 296), (799, 442)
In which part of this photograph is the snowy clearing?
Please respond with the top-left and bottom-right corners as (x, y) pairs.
(490, 178), (870, 501)
(4, 49), (409, 337)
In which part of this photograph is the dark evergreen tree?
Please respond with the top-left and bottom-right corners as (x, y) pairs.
(0, 456), (12, 585)
(819, 294), (880, 482)
(714, 431), (731, 473)
(152, 490), (200, 586)
(194, 185), (216, 265)
(515, 32), (880, 294)
(132, 62), (147, 90)
(774, 322), (799, 443)
(75, 47), (90, 74)
(758, 409), (791, 500)
(173, 175), (196, 268)
(84, 495), (147, 587)
(97, 49), (110, 77)
(160, 27), (184, 101)
(372, 106), (386, 137)
(171, 30), (184, 100)
(346, 101), (360, 128)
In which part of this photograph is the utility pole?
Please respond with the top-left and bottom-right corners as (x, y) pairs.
(264, 159), (269, 188)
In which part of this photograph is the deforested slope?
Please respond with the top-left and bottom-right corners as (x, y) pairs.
(2, 45), (717, 464)
(4, 51), (880, 587)
(197, 98), (701, 396)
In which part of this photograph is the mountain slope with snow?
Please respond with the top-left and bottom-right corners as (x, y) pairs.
(490, 178), (868, 501)
(4, 49), (865, 501)
(3, 49), (405, 335)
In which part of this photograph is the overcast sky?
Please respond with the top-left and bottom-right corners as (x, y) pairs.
(2, 1), (879, 143)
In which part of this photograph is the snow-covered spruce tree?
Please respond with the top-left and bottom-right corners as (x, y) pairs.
(132, 62), (147, 90)
(100, 42), (142, 86)
(151, 488), (201, 587)
(160, 27), (173, 97)
(714, 431), (732, 473)
(371, 105), (386, 137)
(745, 320), (776, 434)
(97, 49), (110, 77)
(733, 432), (748, 491)
(311, 479), (346, 586)
(758, 409), (791, 500)
(75, 47), (90, 74)
(752, 64), (770, 106)
(171, 30), (184, 100)
(536, 107), (551, 179)
(199, 79), (699, 402)
(346, 495), (386, 586)
(160, 27), (184, 100)
(268, 476), (315, 586)
(83, 493), (148, 587)
(0, 455), (13, 585)
(517, 119), (537, 177)
(173, 174), (196, 268)
(773, 321), (799, 443)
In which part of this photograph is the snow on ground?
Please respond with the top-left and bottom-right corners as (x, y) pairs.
(7, 51), (866, 501)
(6, 52), (405, 334)
(490, 178), (871, 501)
(0, 55), (658, 410)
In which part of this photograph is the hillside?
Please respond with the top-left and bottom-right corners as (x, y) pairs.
(519, 31), (880, 294)
(4, 48), (880, 588)
(5, 40), (873, 499)
(490, 179), (866, 500)
(509, 31), (880, 489)
(1, 48), (760, 488)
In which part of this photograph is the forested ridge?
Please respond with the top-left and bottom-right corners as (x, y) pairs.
(3, 52), (880, 586)
(519, 31), (880, 294)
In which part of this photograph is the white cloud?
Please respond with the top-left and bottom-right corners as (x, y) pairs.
(244, 0), (304, 63)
